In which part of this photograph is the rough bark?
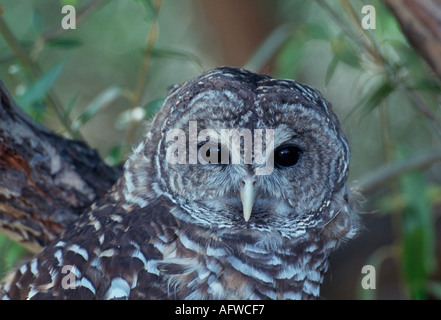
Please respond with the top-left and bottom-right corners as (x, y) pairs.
(0, 81), (121, 253)
(386, 0), (441, 80)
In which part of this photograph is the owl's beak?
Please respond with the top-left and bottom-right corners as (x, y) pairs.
(240, 178), (257, 222)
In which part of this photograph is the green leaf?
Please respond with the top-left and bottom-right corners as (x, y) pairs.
(105, 144), (125, 167)
(72, 86), (122, 131)
(275, 37), (305, 78)
(144, 97), (164, 119)
(63, 94), (80, 119)
(305, 23), (330, 40)
(133, 0), (158, 21)
(32, 11), (42, 34)
(387, 40), (427, 78)
(244, 24), (293, 72)
(398, 148), (436, 299)
(115, 98), (163, 131)
(61, 0), (79, 6)
(409, 78), (441, 92)
(151, 47), (203, 69)
(344, 77), (395, 122)
(16, 61), (66, 113)
(330, 34), (361, 69)
(361, 80), (394, 115)
(47, 37), (83, 48)
(0, 234), (28, 279)
(325, 55), (340, 86)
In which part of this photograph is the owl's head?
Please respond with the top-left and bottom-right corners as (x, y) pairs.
(122, 67), (358, 242)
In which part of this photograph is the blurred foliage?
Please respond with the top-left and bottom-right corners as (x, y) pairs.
(0, 0), (440, 298)
(0, 236), (29, 281)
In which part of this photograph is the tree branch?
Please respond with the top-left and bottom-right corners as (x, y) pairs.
(385, 0), (441, 80)
(353, 148), (441, 194)
(0, 81), (121, 253)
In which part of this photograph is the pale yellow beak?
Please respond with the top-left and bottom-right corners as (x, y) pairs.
(240, 178), (257, 222)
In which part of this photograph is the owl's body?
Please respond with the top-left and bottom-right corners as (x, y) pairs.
(0, 67), (358, 300)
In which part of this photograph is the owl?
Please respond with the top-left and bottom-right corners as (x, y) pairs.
(0, 67), (358, 300)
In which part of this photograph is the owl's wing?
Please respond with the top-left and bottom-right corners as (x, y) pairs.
(0, 195), (179, 300)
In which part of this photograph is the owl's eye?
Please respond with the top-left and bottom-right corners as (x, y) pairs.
(206, 145), (222, 164)
(274, 145), (301, 167)
(198, 143), (226, 164)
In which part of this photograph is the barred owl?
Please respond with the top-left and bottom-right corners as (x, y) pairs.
(0, 67), (358, 300)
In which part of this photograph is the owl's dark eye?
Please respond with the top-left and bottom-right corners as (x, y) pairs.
(274, 145), (301, 167)
(199, 143), (226, 164)
(205, 145), (222, 164)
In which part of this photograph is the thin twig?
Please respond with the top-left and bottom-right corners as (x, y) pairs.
(124, 0), (163, 151)
(407, 90), (441, 139)
(316, 0), (361, 45)
(0, 15), (82, 140)
(341, 0), (389, 69)
(0, 16), (38, 77)
(353, 148), (441, 194)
